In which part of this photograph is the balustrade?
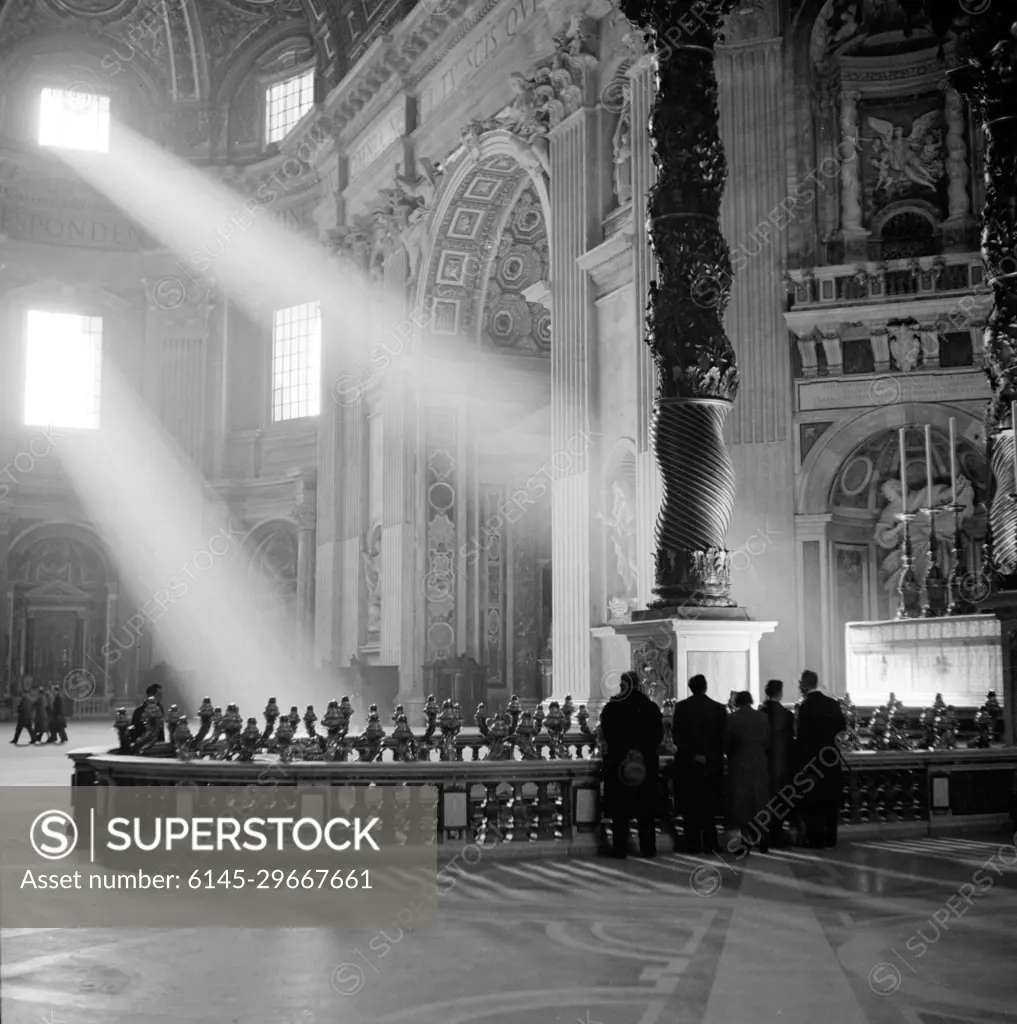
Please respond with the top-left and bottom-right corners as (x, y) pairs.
(64, 690), (1016, 857)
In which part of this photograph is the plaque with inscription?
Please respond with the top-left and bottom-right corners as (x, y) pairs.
(797, 370), (989, 412)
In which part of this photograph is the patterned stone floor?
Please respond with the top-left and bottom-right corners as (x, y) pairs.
(2, 724), (1016, 1024)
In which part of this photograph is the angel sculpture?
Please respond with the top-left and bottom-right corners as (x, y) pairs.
(867, 113), (944, 193)
(874, 475), (975, 594)
(394, 158), (443, 216)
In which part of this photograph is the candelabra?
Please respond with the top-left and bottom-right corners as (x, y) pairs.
(896, 511), (921, 618)
(921, 506), (947, 616)
(943, 503), (971, 614)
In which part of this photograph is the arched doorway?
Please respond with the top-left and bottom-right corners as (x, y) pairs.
(414, 130), (552, 705)
(6, 524), (116, 712)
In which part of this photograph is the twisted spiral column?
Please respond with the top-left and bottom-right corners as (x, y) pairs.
(989, 428), (1017, 577)
(650, 398), (736, 606)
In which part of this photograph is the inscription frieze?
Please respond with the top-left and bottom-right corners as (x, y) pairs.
(797, 369), (989, 411)
(348, 102), (407, 181)
(418, 0), (541, 124)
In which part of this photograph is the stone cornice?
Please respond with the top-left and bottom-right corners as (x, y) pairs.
(784, 294), (993, 335)
(576, 213), (634, 292)
(322, 0), (478, 140)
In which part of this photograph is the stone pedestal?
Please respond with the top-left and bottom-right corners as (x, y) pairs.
(589, 624), (633, 710)
(613, 609), (777, 705)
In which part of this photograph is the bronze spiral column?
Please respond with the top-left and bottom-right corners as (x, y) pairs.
(617, 0), (740, 609)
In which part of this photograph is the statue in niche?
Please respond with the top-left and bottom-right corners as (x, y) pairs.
(362, 523), (382, 637)
(875, 476), (975, 594)
(867, 113), (944, 195)
(612, 92), (632, 206)
(598, 480), (638, 621)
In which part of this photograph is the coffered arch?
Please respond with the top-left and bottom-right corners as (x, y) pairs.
(414, 128), (551, 351)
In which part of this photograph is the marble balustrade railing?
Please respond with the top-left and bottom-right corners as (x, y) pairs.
(68, 744), (1017, 858)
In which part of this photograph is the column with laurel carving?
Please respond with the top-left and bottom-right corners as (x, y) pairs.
(617, 0), (739, 608)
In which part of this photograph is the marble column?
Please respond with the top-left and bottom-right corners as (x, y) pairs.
(549, 107), (598, 701)
(315, 244), (348, 672)
(628, 54), (661, 611)
(294, 504), (316, 665)
(838, 89), (869, 260)
(0, 508), (11, 698)
(943, 85), (975, 251)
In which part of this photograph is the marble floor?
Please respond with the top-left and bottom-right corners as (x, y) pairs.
(2, 724), (1016, 1024)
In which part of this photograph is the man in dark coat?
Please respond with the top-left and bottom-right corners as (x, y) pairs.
(10, 682), (34, 745)
(31, 686), (48, 744)
(795, 669), (848, 848)
(130, 682), (166, 742)
(724, 691), (770, 854)
(759, 679), (795, 847)
(600, 671), (664, 858)
(672, 674), (727, 853)
(48, 685), (68, 744)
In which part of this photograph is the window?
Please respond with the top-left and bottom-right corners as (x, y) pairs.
(38, 86), (110, 153)
(265, 69), (314, 144)
(272, 302), (321, 422)
(24, 311), (102, 429)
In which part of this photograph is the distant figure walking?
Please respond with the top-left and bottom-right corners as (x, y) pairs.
(10, 686), (34, 745)
(724, 691), (771, 854)
(31, 686), (47, 745)
(600, 671), (664, 858)
(795, 670), (848, 848)
(672, 675), (727, 854)
(48, 684), (68, 744)
(759, 679), (796, 847)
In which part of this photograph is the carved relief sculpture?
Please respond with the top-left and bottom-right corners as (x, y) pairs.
(598, 480), (638, 620)
(362, 523), (382, 638)
(867, 112), (944, 195)
(875, 476), (975, 594)
(612, 89), (633, 206)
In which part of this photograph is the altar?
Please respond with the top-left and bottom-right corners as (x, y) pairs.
(844, 614), (1003, 707)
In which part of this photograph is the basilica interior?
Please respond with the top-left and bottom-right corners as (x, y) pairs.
(2, 0), (1017, 1021)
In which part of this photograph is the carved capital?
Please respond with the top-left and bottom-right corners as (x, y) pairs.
(294, 506), (317, 531)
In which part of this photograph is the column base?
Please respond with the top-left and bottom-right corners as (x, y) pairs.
(613, 613), (778, 705)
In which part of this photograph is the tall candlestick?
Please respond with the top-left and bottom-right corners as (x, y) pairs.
(949, 417), (957, 505)
(924, 424), (933, 509)
(899, 427), (907, 509)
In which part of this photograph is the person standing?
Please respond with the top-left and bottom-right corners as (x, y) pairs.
(724, 691), (771, 854)
(795, 669), (847, 848)
(600, 671), (664, 858)
(672, 674), (727, 854)
(130, 682), (166, 743)
(48, 685), (68, 744)
(10, 685), (34, 745)
(31, 686), (48, 745)
(759, 679), (795, 847)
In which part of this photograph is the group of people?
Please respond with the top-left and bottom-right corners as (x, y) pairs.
(9, 676), (69, 746)
(600, 669), (847, 858)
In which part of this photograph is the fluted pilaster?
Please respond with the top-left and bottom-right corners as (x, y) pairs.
(550, 108), (598, 699)
(629, 58), (661, 609)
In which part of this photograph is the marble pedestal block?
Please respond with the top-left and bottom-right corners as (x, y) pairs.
(590, 625), (635, 711)
(613, 609), (778, 705)
(844, 615), (1003, 709)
